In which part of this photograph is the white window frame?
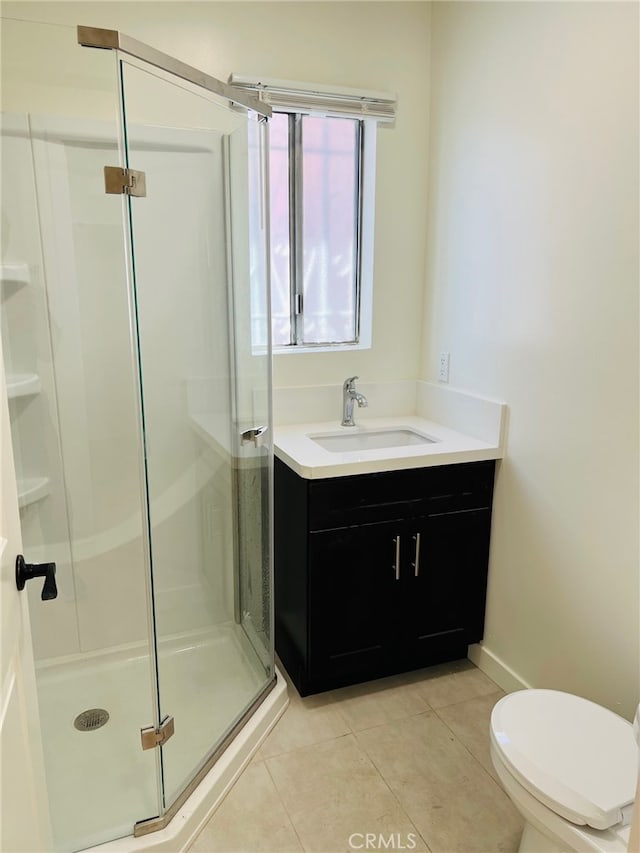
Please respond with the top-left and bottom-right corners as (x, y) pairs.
(230, 75), (396, 354)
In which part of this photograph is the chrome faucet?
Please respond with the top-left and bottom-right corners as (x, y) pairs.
(341, 376), (368, 426)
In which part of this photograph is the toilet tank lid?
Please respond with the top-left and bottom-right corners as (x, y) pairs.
(490, 689), (637, 831)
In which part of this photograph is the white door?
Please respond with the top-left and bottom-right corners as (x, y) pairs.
(0, 348), (52, 852)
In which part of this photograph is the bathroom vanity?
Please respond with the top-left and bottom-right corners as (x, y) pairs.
(273, 418), (498, 695)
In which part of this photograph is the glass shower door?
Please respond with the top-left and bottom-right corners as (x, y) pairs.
(117, 56), (273, 813)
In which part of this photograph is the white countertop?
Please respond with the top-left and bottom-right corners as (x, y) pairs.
(274, 415), (503, 480)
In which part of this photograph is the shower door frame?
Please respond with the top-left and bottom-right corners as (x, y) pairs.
(77, 25), (275, 839)
(77, 26), (269, 117)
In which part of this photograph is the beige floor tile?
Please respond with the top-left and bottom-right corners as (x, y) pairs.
(404, 661), (500, 710)
(188, 762), (303, 852)
(401, 659), (472, 681)
(266, 734), (428, 852)
(323, 674), (431, 732)
(435, 690), (505, 782)
(255, 688), (351, 760)
(357, 712), (523, 853)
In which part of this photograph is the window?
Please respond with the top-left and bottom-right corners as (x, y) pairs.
(231, 75), (396, 351)
(270, 111), (364, 347)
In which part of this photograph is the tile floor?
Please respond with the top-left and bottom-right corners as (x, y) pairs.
(188, 660), (524, 853)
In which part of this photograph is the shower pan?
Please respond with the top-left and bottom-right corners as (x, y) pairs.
(0, 18), (284, 851)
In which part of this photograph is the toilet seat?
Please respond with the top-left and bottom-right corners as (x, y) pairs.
(491, 744), (632, 853)
(490, 690), (637, 831)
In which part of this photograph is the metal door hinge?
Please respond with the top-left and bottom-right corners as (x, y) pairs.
(104, 166), (147, 197)
(141, 715), (174, 750)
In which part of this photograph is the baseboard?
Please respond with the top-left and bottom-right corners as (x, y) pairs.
(468, 643), (532, 694)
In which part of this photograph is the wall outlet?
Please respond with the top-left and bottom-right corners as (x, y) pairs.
(438, 351), (450, 383)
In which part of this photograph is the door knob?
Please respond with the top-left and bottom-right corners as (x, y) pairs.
(15, 554), (57, 600)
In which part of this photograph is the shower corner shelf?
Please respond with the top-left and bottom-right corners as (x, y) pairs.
(0, 262), (30, 289)
(7, 373), (42, 399)
(18, 476), (50, 509)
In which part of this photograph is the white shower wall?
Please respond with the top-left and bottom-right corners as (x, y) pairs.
(28, 120), (149, 659)
(3, 110), (237, 661)
(1, 116), (80, 657)
(122, 116), (240, 649)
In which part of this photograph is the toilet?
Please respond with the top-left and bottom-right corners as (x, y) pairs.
(490, 689), (638, 853)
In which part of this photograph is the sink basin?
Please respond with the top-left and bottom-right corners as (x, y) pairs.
(310, 428), (438, 453)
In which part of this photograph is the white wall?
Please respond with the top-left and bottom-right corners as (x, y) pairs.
(423, 2), (639, 719)
(3, 0), (432, 394)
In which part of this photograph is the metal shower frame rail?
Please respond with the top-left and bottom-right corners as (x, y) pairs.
(77, 26), (271, 118)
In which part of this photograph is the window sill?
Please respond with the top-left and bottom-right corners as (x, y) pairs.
(273, 340), (372, 356)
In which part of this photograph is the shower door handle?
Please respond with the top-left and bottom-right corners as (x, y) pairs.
(15, 554), (58, 601)
(240, 426), (268, 448)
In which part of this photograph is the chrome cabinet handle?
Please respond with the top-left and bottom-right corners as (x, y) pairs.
(412, 532), (421, 577)
(393, 535), (401, 581)
(240, 426), (268, 447)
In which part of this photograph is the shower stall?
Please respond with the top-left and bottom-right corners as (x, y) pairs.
(1, 19), (282, 851)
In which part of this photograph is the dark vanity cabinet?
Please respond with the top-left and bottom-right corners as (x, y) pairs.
(274, 457), (496, 695)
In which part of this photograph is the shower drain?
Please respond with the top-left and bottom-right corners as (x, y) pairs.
(73, 709), (109, 731)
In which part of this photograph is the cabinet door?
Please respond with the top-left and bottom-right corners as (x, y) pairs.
(402, 509), (491, 662)
(308, 521), (401, 685)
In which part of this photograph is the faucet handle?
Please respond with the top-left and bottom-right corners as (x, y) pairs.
(343, 375), (359, 390)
